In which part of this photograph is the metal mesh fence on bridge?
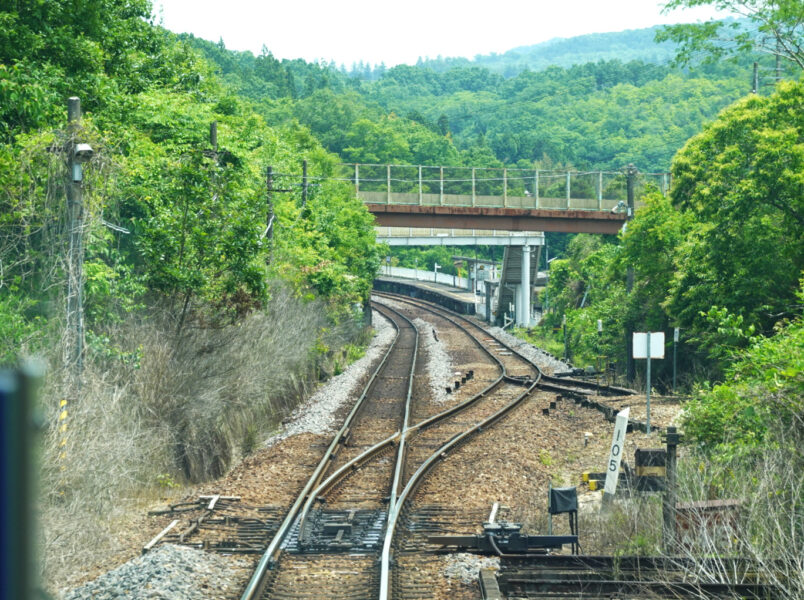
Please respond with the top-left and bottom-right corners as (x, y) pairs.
(333, 164), (670, 210)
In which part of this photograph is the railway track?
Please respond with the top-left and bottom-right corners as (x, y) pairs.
(239, 301), (419, 599)
(237, 291), (635, 600)
(372, 293), (643, 600)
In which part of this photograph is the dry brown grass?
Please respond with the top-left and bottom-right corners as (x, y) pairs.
(506, 423), (802, 598)
(37, 283), (365, 594)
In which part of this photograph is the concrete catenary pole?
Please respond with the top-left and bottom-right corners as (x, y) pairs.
(65, 97), (86, 375)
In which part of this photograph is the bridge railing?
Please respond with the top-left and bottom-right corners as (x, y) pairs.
(340, 163), (670, 211)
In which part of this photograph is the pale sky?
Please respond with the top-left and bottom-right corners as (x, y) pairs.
(152, 0), (729, 67)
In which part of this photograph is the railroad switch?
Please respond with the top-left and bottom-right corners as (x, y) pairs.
(428, 520), (577, 555)
(297, 508), (387, 554)
(503, 374), (533, 386)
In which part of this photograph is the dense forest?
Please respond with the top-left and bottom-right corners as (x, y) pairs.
(1, 0), (802, 592)
(185, 34), (758, 171)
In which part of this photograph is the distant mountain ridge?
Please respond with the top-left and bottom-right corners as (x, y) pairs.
(414, 26), (677, 77)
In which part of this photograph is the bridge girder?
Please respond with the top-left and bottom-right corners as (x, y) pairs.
(366, 204), (626, 235)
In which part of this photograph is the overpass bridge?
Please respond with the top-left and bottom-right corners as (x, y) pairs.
(347, 163), (669, 234)
(351, 163), (667, 325)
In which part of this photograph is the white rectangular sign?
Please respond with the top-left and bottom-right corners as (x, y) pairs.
(633, 332), (665, 359)
(604, 407), (630, 496)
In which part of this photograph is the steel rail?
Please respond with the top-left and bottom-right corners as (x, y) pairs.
(388, 300), (419, 511)
(240, 303), (406, 600)
(294, 299), (517, 541)
(538, 373), (635, 396)
(374, 291), (635, 398)
(379, 377), (541, 600)
(244, 291), (596, 600)
(296, 432), (400, 540)
(373, 291), (533, 379)
(296, 301), (420, 541)
(373, 292), (548, 600)
(373, 292), (644, 600)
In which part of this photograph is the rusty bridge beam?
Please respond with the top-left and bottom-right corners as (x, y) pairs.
(366, 204), (627, 235)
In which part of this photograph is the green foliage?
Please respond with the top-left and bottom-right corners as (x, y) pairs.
(0, 292), (45, 362)
(667, 81), (804, 339)
(0, 0), (381, 365)
(530, 82), (804, 388)
(658, 3), (804, 69)
(192, 31), (751, 172)
(360, 61), (745, 171)
(156, 472), (180, 489)
(391, 246), (461, 275)
(414, 27), (679, 75)
(682, 298), (804, 460)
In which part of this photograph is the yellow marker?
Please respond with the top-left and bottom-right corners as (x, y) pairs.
(589, 480), (599, 491)
(582, 471), (590, 482)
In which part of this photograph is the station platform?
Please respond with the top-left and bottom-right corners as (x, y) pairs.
(373, 276), (479, 315)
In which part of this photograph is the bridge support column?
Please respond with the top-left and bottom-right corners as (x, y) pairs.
(517, 245), (531, 327)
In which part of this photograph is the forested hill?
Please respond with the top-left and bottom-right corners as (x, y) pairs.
(185, 32), (754, 172)
(415, 26), (678, 76)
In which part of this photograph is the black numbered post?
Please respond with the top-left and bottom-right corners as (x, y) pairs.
(662, 427), (683, 551)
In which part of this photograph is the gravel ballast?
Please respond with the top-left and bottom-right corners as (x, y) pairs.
(413, 317), (453, 404)
(62, 544), (252, 599)
(486, 325), (570, 373)
(263, 310), (395, 444)
(442, 553), (500, 585)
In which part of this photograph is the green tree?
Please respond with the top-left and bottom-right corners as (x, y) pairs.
(667, 80), (804, 341)
(658, 0), (804, 69)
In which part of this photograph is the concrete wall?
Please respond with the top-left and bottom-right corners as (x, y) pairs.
(373, 279), (477, 315)
(379, 265), (476, 290)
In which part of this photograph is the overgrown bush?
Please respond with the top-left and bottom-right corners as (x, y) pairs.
(37, 283), (364, 592)
(669, 426), (804, 599)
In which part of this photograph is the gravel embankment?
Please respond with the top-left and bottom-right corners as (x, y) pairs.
(413, 317), (453, 404)
(62, 544), (252, 600)
(264, 310), (395, 443)
(442, 553), (500, 585)
(486, 325), (570, 373)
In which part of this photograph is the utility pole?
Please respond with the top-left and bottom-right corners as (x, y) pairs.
(625, 164), (638, 383)
(301, 159), (308, 209)
(65, 97), (90, 376)
(266, 166), (274, 239)
(752, 62), (759, 94)
(775, 40), (782, 86)
(210, 121), (218, 155)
